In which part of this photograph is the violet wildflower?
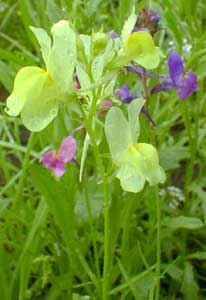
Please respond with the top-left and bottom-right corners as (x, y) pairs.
(114, 84), (156, 126)
(151, 52), (198, 100)
(114, 84), (136, 103)
(125, 64), (163, 79)
(40, 135), (76, 177)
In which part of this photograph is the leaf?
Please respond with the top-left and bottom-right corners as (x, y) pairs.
(91, 54), (104, 81)
(125, 31), (164, 69)
(30, 163), (77, 247)
(159, 141), (189, 170)
(121, 7), (137, 47)
(0, 60), (14, 91)
(181, 263), (199, 300)
(105, 106), (132, 162)
(127, 98), (145, 143)
(30, 26), (51, 66)
(188, 252), (206, 260)
(76, 62), (91, 89)
(163, 216), (204, 230)
(79, 34), (91, 62)
(47, 20), (76, 94)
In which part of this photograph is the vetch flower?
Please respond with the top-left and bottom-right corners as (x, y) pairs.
(6, 20), (77, 131)
(40, 135), (76, 177)
(151, 52), (198, 100)
(105, 99), (165, 193)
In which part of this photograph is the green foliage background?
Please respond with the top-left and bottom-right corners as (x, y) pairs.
(0, 0), (206, 299)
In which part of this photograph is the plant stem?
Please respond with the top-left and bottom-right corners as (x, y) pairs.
(15, 132), (36, 203)
(86, 122), (110, 300)
(155, 187), (161, 300)
(85, 94), (110, 299)
(84, 182), (101, 295)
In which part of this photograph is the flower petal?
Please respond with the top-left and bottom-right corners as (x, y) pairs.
(20, 70), (58, 131)
(176, 71), (198, 100)
(116, 164), (145, 193)
(40, 150), (65, 177)
(136, 143), (166, 185)
(58, 135), (76, 163)
(47, 20), (77, 94)
(6, 67), (44, 117)
(40, 150), (57, 168)
(6, 67), (58, 131)
(168, 52), (184, 85)
(105, 106), (133, 162)
(150, 78), (174, 94)
(53, 160), (65, 177)
(125, 31), (164, 69)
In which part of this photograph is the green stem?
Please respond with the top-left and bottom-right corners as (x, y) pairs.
(86, 122), (110, 300)
(0, 140), (39, 158)
(85, 94), (110, 300)
(84, 182), (101, 295)
(155, 187), (161, 300)
(15, 132), (36, 203)
(121, 194), (135, 254)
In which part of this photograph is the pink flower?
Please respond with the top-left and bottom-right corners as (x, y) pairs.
(40, 135), (76, 177)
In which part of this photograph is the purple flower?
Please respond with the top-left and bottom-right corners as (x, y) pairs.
(114, 84), (136, 103)
(125, 64), (164, 79)
(151, 52), (198, 100)
(40, 135), (76, 177)
(114, 84), (156, 126)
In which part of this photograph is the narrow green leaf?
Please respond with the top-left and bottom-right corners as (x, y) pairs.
(163, 216), (204, 230)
